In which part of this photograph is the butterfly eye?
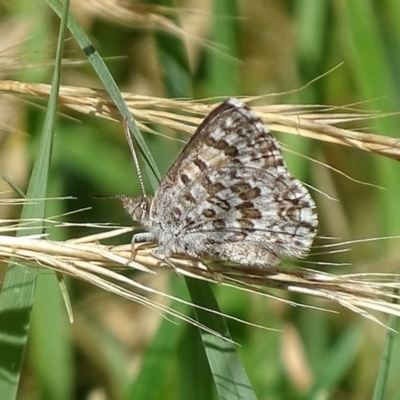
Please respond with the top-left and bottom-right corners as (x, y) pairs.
(133, 201), (148, 220)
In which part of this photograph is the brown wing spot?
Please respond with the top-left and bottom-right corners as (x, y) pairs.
(229, 169), (238, 179)
(281, 206), (299, 220)
(298, 199), (311, 208)
(235, 201), (254, 210)
(204, 135), (217, 147)
(213, 219), (226, 230)
(193, 157), (208, 172)
(231, 182), (252, 193)
(184, 217), (196, 228)
(214, 139), (229, 150)
(225, 145), (239, 157)
(231, 232), (247, 241)
(240, 187), (261, 201)
(206, 136), (229, 151)
(202, 175), (212, 186)
(238, 219), (254, 229)
(236, 126), (248, 138)
(202, 208), (216, 218)
(210, 196), (231, 211)
(263, 155), (284, 169)
(241, 208), (262, 219)
(184, 192), (196, 203)
(180, 173), (190, 185)
(207, 182), (225, 196)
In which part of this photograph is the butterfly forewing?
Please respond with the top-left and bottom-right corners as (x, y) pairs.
(163, 99), (284, 190)
(144, 98), (317, 267)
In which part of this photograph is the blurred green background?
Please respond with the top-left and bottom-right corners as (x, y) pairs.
(1, 0), (400, 399)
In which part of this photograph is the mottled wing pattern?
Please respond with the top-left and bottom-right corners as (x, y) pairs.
(176, 167), (316, 266)
(149, 98), (317, 267)
(163, 99), (284, 189)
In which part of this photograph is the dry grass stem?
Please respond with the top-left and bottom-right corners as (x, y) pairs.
(72, 0), (196, 33)
(2, 80), (400, 329)
(70, 0), (225, 60)
(1, 80), (400, 160)
(1, 225), (400, 328)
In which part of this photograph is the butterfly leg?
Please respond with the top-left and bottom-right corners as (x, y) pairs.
(130, 232), (155, 259)
(150, 246), (182, 273)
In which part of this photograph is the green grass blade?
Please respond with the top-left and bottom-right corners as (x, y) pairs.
(29, 176), (74, 400)
(340, 1), (400, 238)
(340, 1), (397, 101)
(178, 321), (214, 399)
(0, 1), (69, 398)
(126, 279), (189, 400)
(186, 278), (258, 400)
(46, 0), (161, 184)
(208, 0), (239, 96)
(306, 324), (362, 399)
(30, 274), (73, 400)
(294, 0), (328, 72)
(153, 23), (192, 97)
(372, 314), (398, 400)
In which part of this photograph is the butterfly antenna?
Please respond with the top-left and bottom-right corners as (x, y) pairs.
(124, 118), (147, 197)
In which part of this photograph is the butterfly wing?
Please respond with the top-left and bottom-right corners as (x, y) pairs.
(179, 167), (317, 265)
(160, 98), (284, 190)
(150, 98), (317, 266)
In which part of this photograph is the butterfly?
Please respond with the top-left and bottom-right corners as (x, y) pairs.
(119, 98), (318, 267)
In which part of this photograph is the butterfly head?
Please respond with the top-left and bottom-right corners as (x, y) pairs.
(119, 196), (152, 224)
